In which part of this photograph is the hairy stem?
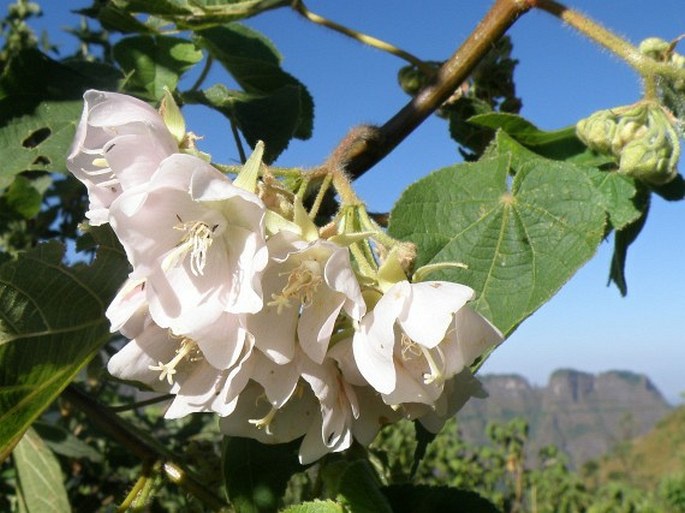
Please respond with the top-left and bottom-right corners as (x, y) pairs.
(334, 0), (532, 180)
(62, 385), (228, 511)
(291, 0), (434, 77)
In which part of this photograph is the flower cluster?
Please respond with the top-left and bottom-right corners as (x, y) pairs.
(68, 90), (504, 464)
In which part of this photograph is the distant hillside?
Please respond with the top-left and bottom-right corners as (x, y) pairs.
(597, 405), (685, 488)
(457, 369), (672, 468)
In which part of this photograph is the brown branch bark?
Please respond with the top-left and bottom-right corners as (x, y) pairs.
(334, 0), (532, 180)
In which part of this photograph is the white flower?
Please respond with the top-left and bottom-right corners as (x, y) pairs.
(219, 347), (391, 464)
(109, 153), (268, 336)
(107, 313), (257, 418)
(67, 90), (177, 225)
(352, 280), (502, 406)
(248, 231), (365, 365)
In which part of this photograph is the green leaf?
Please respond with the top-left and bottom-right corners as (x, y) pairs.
(608, 187), (650, 296)
(382, 484), (502, 513)
(280, 500), (344, 513)
(469, 112), (614, 165)
(590, 172), (641, 231)
(114, 35), (203, 99)
(112, 0), (290, 29)
(222, 436), (303, 513)
(337, 460), (393, 513)
(6, 176), (42, 218)
(12, 427), (71, 513)
(32, 421), (103, 463)
(388, 132), (607, 335)
(0, 228), (129, 462)
(194, 23), (313, 140)
(0, 49), (119, 102)
(186, 83), (304, 162)
(410, 421), (436, 478)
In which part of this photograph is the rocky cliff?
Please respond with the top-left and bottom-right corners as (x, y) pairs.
(456, 369), (671, 468)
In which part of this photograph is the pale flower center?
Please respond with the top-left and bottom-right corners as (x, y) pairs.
(162, 217), (219, 276)
(148, 338), (201, 385)
(400, 332), (446, 386)
(268, 260), (323, 314)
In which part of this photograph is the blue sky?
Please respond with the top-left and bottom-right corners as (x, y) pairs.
(23, 1), (685, 402)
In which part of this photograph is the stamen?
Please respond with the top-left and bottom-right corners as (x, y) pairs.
(248, 406), (278, 435)
(162, 219), (217, 276)
(400, 332), (422, 360)
(420, 345), (446, 385)
(92, 157), (109, 168)
(267, 260), (323, 314)
(148, 339), (200, 385)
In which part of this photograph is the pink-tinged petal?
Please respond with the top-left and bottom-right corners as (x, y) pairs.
(297, 416), (329, 465)
(106, 323), (174, 392)
(353, 281), (409, 394)
(351, 386), (401, 446)
(67, 90), (177, 224)
(328, 338), (367, 387)
(298, 286), (344, 364)
(192, 312), (248, 370)
(399, 281), (474, 349)
(223, 227), (266, 314)
(104, 131), (176, 190)
(453, 306), (503, 366)
(219, 382), (317, 445)
(382, 360), (442, 406)
(418, 370), (487, 433)
(164, 361), (232, 419)
(86, 90), (169, 130)
(442, 307), (503, 375)
(323, 245), (366, 321)
(251, 350), (300, 407)
(106, 276), (147, 337)
(249, 265), (298, 364)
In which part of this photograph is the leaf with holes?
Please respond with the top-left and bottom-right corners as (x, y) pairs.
(388, 131), (607, 335)
(0, 228), (128, 462)
(0, 101), (82, 185)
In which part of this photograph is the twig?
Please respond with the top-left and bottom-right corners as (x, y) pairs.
(62, 384), (228, 511)
(332, 0), (532, 180)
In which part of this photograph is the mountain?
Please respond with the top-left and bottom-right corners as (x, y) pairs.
(596, 404), (685, 488)
(456, 369), (672, 468)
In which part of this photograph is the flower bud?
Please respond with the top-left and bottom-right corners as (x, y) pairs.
(576, 109), (618, 154)
(577, 102), (680, 185)
(618, 107), (680, 184)
(638, 37), (671, 61)
(611, 104), (649, 153)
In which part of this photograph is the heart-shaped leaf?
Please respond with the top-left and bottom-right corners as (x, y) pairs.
(388, 132), (608, 335)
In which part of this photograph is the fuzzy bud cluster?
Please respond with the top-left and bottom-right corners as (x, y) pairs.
(67, 90), (503, 464)
(576, 102), (680, 185)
